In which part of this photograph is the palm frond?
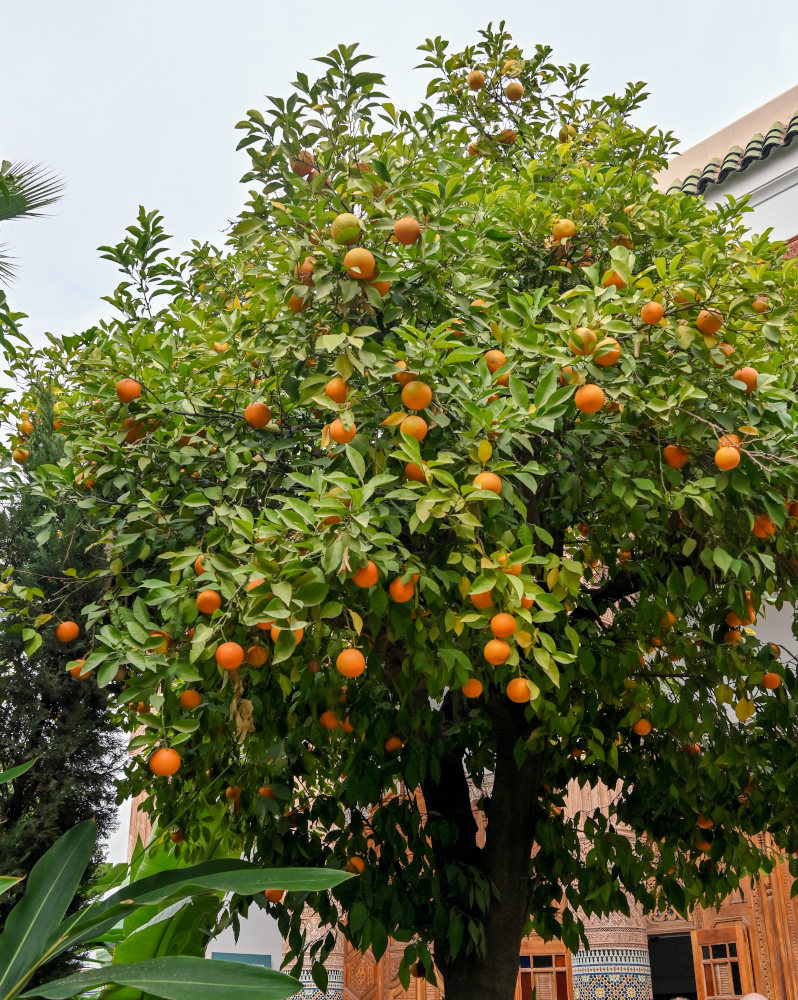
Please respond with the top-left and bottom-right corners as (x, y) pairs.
(0, 160), (65, 223)
(0, 245), (16, 283)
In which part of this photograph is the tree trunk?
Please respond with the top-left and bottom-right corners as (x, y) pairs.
(424, 696), (543, 1000)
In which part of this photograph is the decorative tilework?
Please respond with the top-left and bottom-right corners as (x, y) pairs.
(288, 967), (344, 1000)
(572, 947), (652, 1000)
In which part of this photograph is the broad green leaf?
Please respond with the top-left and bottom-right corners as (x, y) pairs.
(0, 821), (96, 1000)
(0, 760), (36, 786)
(0, 877), (24, 898)
(21, 957), (302, 1000)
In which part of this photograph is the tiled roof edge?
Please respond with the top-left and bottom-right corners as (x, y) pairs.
(666, 111), (798, 196)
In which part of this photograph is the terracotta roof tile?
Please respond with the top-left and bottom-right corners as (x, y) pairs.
(665, 111), (798, 195)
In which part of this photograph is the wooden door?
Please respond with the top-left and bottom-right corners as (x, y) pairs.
(691, 926), (754, 1000)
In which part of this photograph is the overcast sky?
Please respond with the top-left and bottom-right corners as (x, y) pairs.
(3, 0), (798, 351)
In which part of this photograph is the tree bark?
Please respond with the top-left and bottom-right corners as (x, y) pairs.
(424, 695), (543, 1000)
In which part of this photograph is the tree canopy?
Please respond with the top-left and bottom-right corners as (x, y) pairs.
(3, 23), (798, 1000)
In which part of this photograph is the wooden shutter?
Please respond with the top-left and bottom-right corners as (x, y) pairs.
(691, 926), (754, 1000)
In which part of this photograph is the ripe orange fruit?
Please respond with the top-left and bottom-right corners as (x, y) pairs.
(640, 301), (664, 325)
(506, 678), (531, 703)
(725, 611), (743, 628)
(196, 590), (221, 615)
(400, 415), (428, 440)
(498, 129), (517, 145)
(490, 613), (517, 638)
(369, 278), (391, 296)
(393, 360), (417, 385)
(660, 611), (677, 628)
(697, 814), (714, 829)
(401, 380), (432, 410)
(216, 642), (244, 670)
(602, 270), (626, 290)
(343, 247), (376, 280)
(329, 418), (356, 444)
(724, 629), (742, 646)
(484, 639), (511, 665)
(762, 672), (781, 690)
(696, 309), (723, 335)
(69, 659), (91, 679)
(559, 366), (578, 386)
(290, 150), (314, 176)
(552, 219), (576, 240)
(484, 349), (507, 373)
(710, 342), (734, 367)
(56, 620), (80, 643)
(733, 367), (758, 393)
(632, 718), (652, 736)
(325, 377), (348, 403)
(405, 462), (427, 482)
(259, 786), (276, 799)
(715, 446), (740, 471)
(593, 338), (621, 366)
(717, 433), (741, 451)
(246, 645), (268, 666)
(394, 217), (421, 245)
(244, 401), (271, 427)
(225, 785), (242, 801)
(346, 856), (366, 874)
(467, 70), (485, 91)
(568, 327), (597, 356)
(331, 212), (361, 245)
(149, 747), (181, 776)
(270, 625), (303, 644)
(470, 589), (493, 609)
(663, 445), (689, 469)
(19, 418), (34, 436)
(462, 678), (483, 698)
(12, 448), (29, 465)
(473, 471), (502, 495)
(752, 514), (776, 539)
(752, 296), (769, 313)
(115, 378), (142, 403)
(287, 293), (308, 314)
(389, 576), (415, 603)
(498, 554), (523, 576)
(170, 831), (184, 843)
(574, 384), (605, 413)
(384, 735), (403, 753)
(504, 81), (524, 101)
(520, 595), (534, 609)
(264, 888), (285, 902)
(352, 560), (379, 587)
(294, 257), (315, 285)
(320, 710), (340, 731)
(336, 648), (366, 677)
(180, 689), (202, 710)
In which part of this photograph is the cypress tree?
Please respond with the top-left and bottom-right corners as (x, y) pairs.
(0, 386), (123, 975)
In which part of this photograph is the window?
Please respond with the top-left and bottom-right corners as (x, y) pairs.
(519, 954), (568, 1000)
(699, 941), (743, 998)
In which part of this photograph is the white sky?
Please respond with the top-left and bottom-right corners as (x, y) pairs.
(3, 0), (798, 348)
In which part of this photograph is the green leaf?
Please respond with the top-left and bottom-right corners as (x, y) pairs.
(713, 547), (733, 575)
(21, 630), (42, 657)
(345, 444), (366, 481)
(295, 581), (329, 607)
(0, 877), (24, 898)
(21, 957), (302, 1000)
(0, 759), (37, 786)
(0, 821), (96, 999)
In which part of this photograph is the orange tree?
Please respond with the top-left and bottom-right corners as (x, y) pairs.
(3, 23), (798, 1000)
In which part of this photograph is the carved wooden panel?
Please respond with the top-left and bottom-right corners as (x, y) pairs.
(344, 941), (379, 1000)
